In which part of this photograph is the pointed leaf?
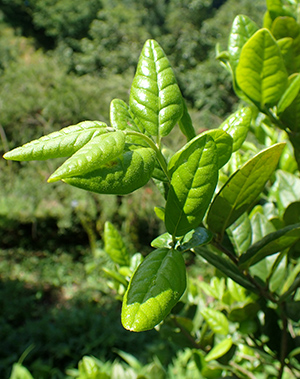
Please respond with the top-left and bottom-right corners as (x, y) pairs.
(205, 338), (233, 362)
(121, 248), (186, 331)
(277, 74), (300, 114)
(240, 223), (300, 268)
(129, 39), (183, 137)
(110, 99), (143, 133)
(194, 247), (257, 292)
(236, 29), (288, 108)
(178, 99), (196, 141)
(220, 108), (252, 152)
(48, 131), (125, 182)
(104, 221), (130, 266)
(151, 233), (173, 249)
(3, 121), (107, 161)
(227, 213), (252, 255)
(201, 308), (229, 335)
(64, 146), (156, 195)
(165, 135), (218, 237)
(228, 15), (259, 74)
(102, 268), (128, 287)
(207, 143), (285, 235)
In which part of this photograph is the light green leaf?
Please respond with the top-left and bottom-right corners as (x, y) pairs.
(266, 0), (293, 19)
(104, 221), (130, 266)
(236, 29), (288, 108)
(177, 227), (213, 252)
(129, 39), (183, 137)
(279, 75), (300, 131)
(9, 363), (34, 379)
(201, 129), (233, 169)
(220, 107), (252, 152)
(165, 135), (218, 237)
(227, 213), (252, 255)
(121, 248), (186, 331)
(228, 15), (259, 73)
(201, 308), (229, 335)
(240, 223), (300, 268)
(200, 277), (225, 300)
(102, 268), (128, 287)
(205, 338), (233, 362)
(151, 233), (173, 249)
(206, 143), (285, 236)
(154, 206), (165, 221)
(271, 16), (299, 40)
(277, 74), (300, 114)
(110, 98), (143, 133)
(48, 131), (125, 182)
(64, 146), (156, 195)
(227, 278), (247, 302)
(277, 37), (294, 70)
(269, 254), (287, 293)
(250, 211), (276, 244)
(3, 121), (107, 161)
(194, 247), (257, 292)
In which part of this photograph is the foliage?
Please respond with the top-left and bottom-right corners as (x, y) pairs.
(4, 11), (300, 377)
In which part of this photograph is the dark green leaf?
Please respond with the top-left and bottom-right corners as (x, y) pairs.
(277, 74), (300, 114)
(121, 248), (186, 331)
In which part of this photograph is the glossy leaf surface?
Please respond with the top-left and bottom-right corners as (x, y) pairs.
(3, 121), (107, 161)
(236, 29), (288, 108)
(177, 227), (213, 252)
(220, 107), (252, 152)
(207, 143), (285, 235)
(121, 248), (186, 331)
(165, 135), (218, 237)
(228, 15), (258, 73)
(104, 221), (130, 266)
(48, 131), (125, 182)
(201, 129), (233, 169)
(129, 39), (183, 137)
(64, 146), (156, 195)
(110, 99), (143, 133)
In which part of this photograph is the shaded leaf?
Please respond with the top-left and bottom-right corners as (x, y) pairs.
(236, 29), (288, 108)
(121, 248), (186, 331)
(207, 143), (285, 236)
(3, 121), (107, 161)
(227, 213), (252, 256)
(177, 227), (213, 252)
(178, 99), (196, 141)
(165, 135), (218, 237)
(277, 74), (300, 114)
(104, 221), (130, 266)
(129, 39), (183, 137)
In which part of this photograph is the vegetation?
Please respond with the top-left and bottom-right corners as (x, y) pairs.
(1, 0), (300, 378)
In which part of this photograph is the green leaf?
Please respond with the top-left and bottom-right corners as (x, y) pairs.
(201, 308), (229, 335)
(151, 233), (173, 249)
(178, 99), (196, 141)
(227, 278), (247, 302)
(177, 227), (213, 252)
(165, 135), (218, 237)
(64, 146), (156, 195)
(228, 15), (259, 74)
(236, 29), (288, 108)
(121, 248), (186, 331)
(271, 16), (299, 40)
(154, 206), (165, 221)
(194, 247), (257, 292)
(206, 143), (285, 236)
(104, 221), (130, 266)
(266, 0), (293, 19)
(227, 213), (252, 255)
(220, 108), (252, 152)
(110, 99), (143, 132)
(48, 131), (125, 182)
(239, 223), (300, 268)
(200, 277), (225, 300)
(201, 129), (233, 169)
(250, 211), (276, 244)
(102, 268), (128, 287)
(205, 338), (233, 362)
(9, 363), (34, 379)
(3, 121), (108, 161)
(129, 39), (183, 137)
(277, 74), (300, 114)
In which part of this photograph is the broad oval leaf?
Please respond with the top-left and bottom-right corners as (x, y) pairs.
(3, 121), (107, 161)
(271, 16), (300, 40)
(104, 221), (130, 266)
(201, 308), (229, 335)
(236, 29), (288, 108)
(121, 248), (186, 331)
(220, 107), (252, 152)
(63, 146), (156, 195)
(165, 135), (218, 237)
(228, 15), (258, 74)
(207, 143), (285, 236)
(129, 39), (183, 137)
(240, 223), (300, 268)
(48, 131), (125, 182)
(201, 129), (233, 169)
(205, 338), (233, 362)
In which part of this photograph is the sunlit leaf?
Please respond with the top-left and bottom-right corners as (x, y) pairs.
(201, 308), (229, 335)
(104, 221), (130, 266)
(205, 338), (233, 362)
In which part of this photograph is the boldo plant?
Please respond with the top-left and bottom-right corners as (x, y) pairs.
(4, 10), (300, 376)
